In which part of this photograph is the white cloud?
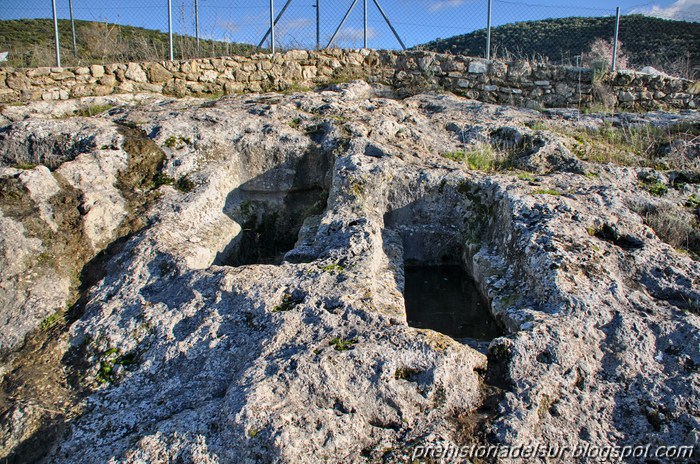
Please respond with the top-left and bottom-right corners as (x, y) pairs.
(283, 18), (314, 30)
(215, 19), (240, 34)
(428, 0), (465, 12)
(336, 27), (379, 44)
(631, 0), (700, 22)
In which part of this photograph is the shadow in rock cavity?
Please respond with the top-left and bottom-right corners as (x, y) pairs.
(383, 190), (504, 347)
(214, 143), (333, 266)
(404, 265), (501, 340)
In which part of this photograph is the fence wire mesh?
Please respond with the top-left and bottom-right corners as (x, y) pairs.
(0, 0), (698, 78)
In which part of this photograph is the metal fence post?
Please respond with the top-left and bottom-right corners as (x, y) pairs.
(270, 0), (275, 55)
(612, 6), (620, 71)
(486, 0), (492, 60)
(69, 0), (78, 58)
(168, 0), (174, 60)
(327, 0), (359, 49)
(52, 0), (61, 67)
(372, 0), (406, 50)
(195, 0), (200, 55)
(363, 0), (368, 49)
(315, 0), (320, 50)
(258, 0), (292, 49)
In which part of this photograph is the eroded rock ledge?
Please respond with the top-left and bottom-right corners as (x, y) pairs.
(0, 82), (699, 463)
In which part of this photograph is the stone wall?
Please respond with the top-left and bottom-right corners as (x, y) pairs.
(0, 49), (698, 110)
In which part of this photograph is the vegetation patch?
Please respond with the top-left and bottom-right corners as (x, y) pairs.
(0, 18), (260, 68)
(115, 123), (168, 234)
(272, 292), (304, 313)
(549, 121), (700, 170)
(442, 127), (551, 172)
(632, 203), (700, 258)
(642, 181), (668, 197)
(417, 15), (700, 79)
(279, 83), (313, 94)
(0, 173), (93, 302)
(73, 104), (114, 118)
(394, 367), (422, 381)
(532, 188), (562, 196)
(288, 117), (303, 129)
(12, 162), (38, 170)
(154, 173), (195, 193)
(95, 347), (140, 384)
(174, 176), (195, 193)
(326, 68), (366, 86)
(163, 135), (192, 149)
(516, 172), (538, 182)
(686, 194), (700, 210)
(40, 311), (64, 331)
(321, 263), (345, 273)
(442, 150), (466, 162)
(441, 143), (511, 171)
(329, 336), (358, 352)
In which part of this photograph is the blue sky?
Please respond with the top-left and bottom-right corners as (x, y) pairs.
(1, 0), (698, 49)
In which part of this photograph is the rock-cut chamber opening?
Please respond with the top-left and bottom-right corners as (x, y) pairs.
(214, 144), (333, 266)
(218, 187), (328, 266)
(383, 197), (503, 343)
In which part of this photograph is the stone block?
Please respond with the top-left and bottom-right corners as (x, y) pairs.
(147, 63), (173, 83)
(468, 61), (487, 74)
(99, 75), (117, 87)
(90, 65), (105, 78)
(27, 67), (51, 77)
(6, 73), (32, 91)
(125, 63), (147, 83)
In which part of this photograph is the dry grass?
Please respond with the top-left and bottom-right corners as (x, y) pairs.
(0, 19), (260, 68)
(544, 121), (700, 170)
(442, 143), (512, 171)
(629, 200), (700, 258)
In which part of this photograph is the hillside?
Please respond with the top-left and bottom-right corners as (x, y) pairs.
(0, 19), (260, 68)
(417, 15), (700, 78)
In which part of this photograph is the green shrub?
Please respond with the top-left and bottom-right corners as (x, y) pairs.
(532, 188), (562, 196)
(175, 176), (195, 193)
(153, 172), (175, 188)
(321, 263), (345, 273)
(441, 143), (510, 171)
(330, 336), (358, 352)
(74, 104), (114, 118)
(153, 172), (194, 192)
(163, 135), (192, 149)
(40, 312), (63, 331)
(272, 293), (296, 313)
(13, 162), (38, 170)
(441, 151), (465, 162)
(684, 194), (700, 209)
(516, 172), (537, 182)
(644, 182), (668, 196)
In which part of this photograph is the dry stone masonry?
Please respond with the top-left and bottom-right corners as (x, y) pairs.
(1, 49), (698, 110)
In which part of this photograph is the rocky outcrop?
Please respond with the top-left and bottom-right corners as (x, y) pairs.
(0, 83), (699, 462)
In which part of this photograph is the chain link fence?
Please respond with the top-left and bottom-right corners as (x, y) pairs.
(0, 0), (698, 78)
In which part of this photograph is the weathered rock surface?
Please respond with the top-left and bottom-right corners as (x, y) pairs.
(0, 82), (699, 463)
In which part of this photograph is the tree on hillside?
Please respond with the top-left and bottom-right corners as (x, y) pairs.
(582, 37), (629, 70)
